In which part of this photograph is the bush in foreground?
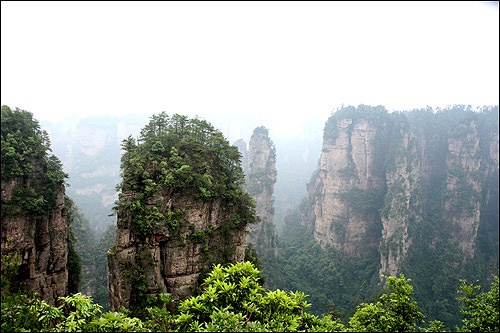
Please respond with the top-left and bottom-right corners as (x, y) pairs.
(1, 259), (498, 332)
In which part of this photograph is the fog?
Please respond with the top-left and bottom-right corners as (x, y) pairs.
(3, 2), (499, 233)
(1, 1), (499, 141)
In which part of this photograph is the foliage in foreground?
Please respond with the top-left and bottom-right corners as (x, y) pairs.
(457, 276), (499, 332)
(349, 275), (424, 332)
(1, 260), (498, 332)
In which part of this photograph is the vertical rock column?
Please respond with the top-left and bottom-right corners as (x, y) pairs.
(108, 193), (248, 311)
(312, 118), (385, 256)
(378, 125), (419, 278)
(1, 180), (70, 306)
(443, 120), (482, 258)
(246, 127), (278, 256)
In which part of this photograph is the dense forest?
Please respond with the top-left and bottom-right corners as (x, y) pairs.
(1, 105), (499, 332)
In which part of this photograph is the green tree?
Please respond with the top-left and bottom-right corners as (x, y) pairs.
(114, 112), (256, 238)
(1, 105), (68, 215)
(349, 275), (424, 332)
(175, 261), (345, 332)
(2, 253), (498, 332)
(457, 276), (499, 332)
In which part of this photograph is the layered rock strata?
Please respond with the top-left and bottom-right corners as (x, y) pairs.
(107, 114), (253, 312)
(310, 117), (385, 256)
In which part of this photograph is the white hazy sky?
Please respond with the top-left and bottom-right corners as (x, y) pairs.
(1, 1), (499, 138)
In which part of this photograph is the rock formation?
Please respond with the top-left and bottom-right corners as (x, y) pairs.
(1, 106), (75, 305)
(443, 120), (482, 258)
(309, 116), (385, 256)
(108, 193), (247, 311)
(245, 127), (278, 257)
(301, 105), (499, 278)
(107, 113), (255, 312)
(1, 181), (71, 305)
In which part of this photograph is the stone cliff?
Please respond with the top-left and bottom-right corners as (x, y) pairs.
(108, 192), (247, 311)
(378, 116), (423, 278)
(1, 106), (75, 305)
(1, 180), (71, 305)
(302, 105), (499, 278)
(314, 115), (384, 255)
(245, 127), (278, 257)
(443, 120), (483, 259)
(308, 108), (386, 256)
(107, 113), (256, 313)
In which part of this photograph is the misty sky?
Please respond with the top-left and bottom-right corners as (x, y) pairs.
(1, 1), (499, 139)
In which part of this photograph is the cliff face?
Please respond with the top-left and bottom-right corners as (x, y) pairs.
(1, 180), (70, 305)
(310, 116), (385, 256)
(378, 119), (423, 278)
(1, 106), (74, 305)
(443, 121), (482, 258)
(303, 105), (499, 278)
(107, 113), (255, 313)
(245, 127), (278, 256)
(108, 192), (246, 310)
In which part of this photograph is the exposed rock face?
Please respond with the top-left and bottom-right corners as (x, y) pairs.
(310, 117), (385, 256)
(245, 127), (278, 256)
(1, 106), (75, 305)
(443, 121), (482, 258)
(108, 192), (246, 311)
(1, 179), (70, 305)
(303, 105), (499, 278)
(378, 122), (419, 278)
(107, 113), (253, 312)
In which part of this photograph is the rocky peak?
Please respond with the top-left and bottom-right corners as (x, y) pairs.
(303, 105), (499, 280)
(1, 105), (75, 305)
(310, 107), (387, 256)
(245, 126), (278, 257)
(107, 113), (256, 314)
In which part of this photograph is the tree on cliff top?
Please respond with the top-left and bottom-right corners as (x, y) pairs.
(1, 105), (68, 216)
(114, 112), (256, 237)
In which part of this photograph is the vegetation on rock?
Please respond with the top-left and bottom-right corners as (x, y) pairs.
(1, 105), (68, 216)
(2, 104), (499, 332)
(265, 104), (499, 330)
(114, 112), (256, 238)
(1, 105), (81, 302)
